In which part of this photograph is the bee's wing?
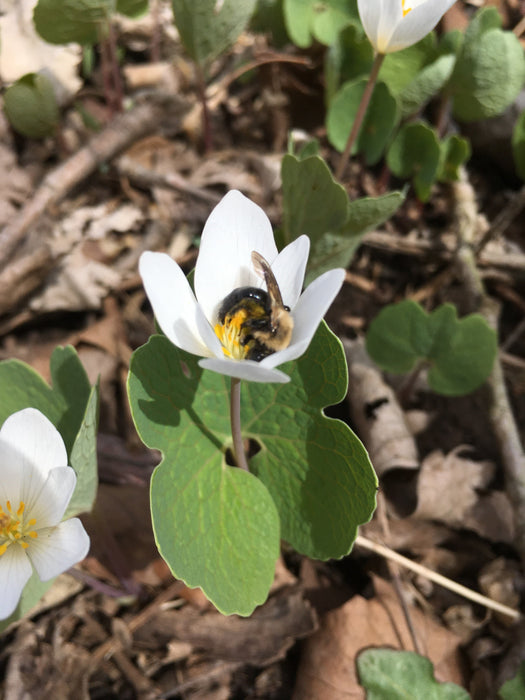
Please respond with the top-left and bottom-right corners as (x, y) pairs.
(251, 251), (284, 308)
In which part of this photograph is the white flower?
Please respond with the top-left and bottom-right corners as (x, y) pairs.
(140, 190), (345, 383)
(0, 408), (90, 620)
(358, 0), (457, 54)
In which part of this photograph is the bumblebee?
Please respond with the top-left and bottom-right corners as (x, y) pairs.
(215, 251), (294, 362)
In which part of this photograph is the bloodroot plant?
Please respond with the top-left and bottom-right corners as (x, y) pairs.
(129, 190), (377, 615)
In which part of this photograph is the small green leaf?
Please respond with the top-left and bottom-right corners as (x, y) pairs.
(283, 0), (358, 48)
(399, 53), (455, 118)
(512, 110), (525, 182)
(305, 191), (405, 284)
(116, 0), (148, 17)
(3, 73), (59, 139)
(499, 661), (525, 700)
(357, 649), (470, 700)
(33, 0), (110, 45)
(325, 23), (373, 103)
(66, 383), (99, 518)
(128, 323), (377, 614)
(437, 135), (471, 182)
(281, 154), (349, 245)
(366, 300), (498, 396)
(449, 7), (525, 122)
(171, 0), (257, 66)
(327, 79), (398, 165)
(387, 122), (440, 201)
(379, 33), (437, 98)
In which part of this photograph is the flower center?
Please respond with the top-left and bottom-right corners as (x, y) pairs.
(0, 501), (38, 556)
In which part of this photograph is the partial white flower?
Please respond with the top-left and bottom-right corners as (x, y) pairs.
(358, 0), (457, 54)
(0, 408), (90, 620)
(140, 190), (345, 383)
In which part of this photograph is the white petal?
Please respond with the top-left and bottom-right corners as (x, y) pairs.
(358, 0), (402, 53)
(195, 191), (278, 323)
(0, 409), (67, 508)
(271, 236), (310, 309)
(28, 518), (90, 582)
(386, 0), (456, 52)
(198, 357), (290, 383)
(28, 467), (77, 528)
(263, 268), (345, 368)
(140, 251), (213, 358)
(0, 545), (32, 620)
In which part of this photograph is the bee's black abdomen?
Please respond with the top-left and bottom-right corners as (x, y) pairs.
(217, 287), (269, 324)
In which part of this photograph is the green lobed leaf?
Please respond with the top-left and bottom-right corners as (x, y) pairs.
(325, 23), (373, 104)
(512, 110), (525, 182)
(437, 134), (471, 182)
(379, 33), (437, 98)
(306, 191), (405, 285)
(499, 661), (525, 700)
(128, 323), (377, 614)
(283, 0), (358, 48)
(387, 122), (440, 202)
(357, 649), (470, 700)
(327, 79), (398, 165)
(171, 0), (257, 66)
(366, 300), (498, 396)
(33, 0), (110, 45)
(3, 73), (59, 140)
(449, 7), (525, 122)
(281, 154), (349, 246)
(399, 53), (455, 118)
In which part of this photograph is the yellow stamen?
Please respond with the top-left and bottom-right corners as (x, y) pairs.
(402, 0), (412, 17)
(0, 499), (38, 556)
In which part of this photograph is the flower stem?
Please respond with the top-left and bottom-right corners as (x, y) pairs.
(230, 378), (249, 471)
(335, 52), (385, 182)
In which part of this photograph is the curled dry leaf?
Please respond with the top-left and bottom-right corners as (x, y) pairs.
(414, 447), (514, 543)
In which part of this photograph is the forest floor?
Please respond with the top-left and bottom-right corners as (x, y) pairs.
(1, 1), (525, 698)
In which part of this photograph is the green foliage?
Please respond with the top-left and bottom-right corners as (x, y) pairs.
(0, 346), (99, 630)
(250, 0), (289, 46)
(281, 153), (404, 282)
(283, 0), (358, 48)
(499, 661), (525, 700)
(325, 24), (373, 103)
(116, 0), (149, 17)
(379, 34), (437, 98)
(33, 0), (110, 45)
(512, 110), (525, 182)
(449, 7), (525, 122)
(366, 300), (498, 396)
(398, 53), (455, 118)
(128, 323), (377, 615)
(171, 0), (257, 66)
(357, 649), (470, 700)
(387, 122), (441, 201)
(327, 80), (398, 165)
(3, 74), (59, 139)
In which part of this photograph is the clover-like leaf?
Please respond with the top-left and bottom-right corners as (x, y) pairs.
(366, 300), (498, 396)
(387, 122), (440, 201)
(128, 323), (377, 614)
(281, 154), (349, 246)
(399, 53), (455, 118)
(33, 0), (110, 45)
(3, 73), (59, 139)
(437, 134), (471, 182)
(379, 33), (437, 98)
(357, 649), (470, 700)
(327, 79), (398, 165)
(449, 7), (525, 122)
(283, 0), (359, 48)
(171, 0), (257, 66)
(325, 24), (373, 103)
